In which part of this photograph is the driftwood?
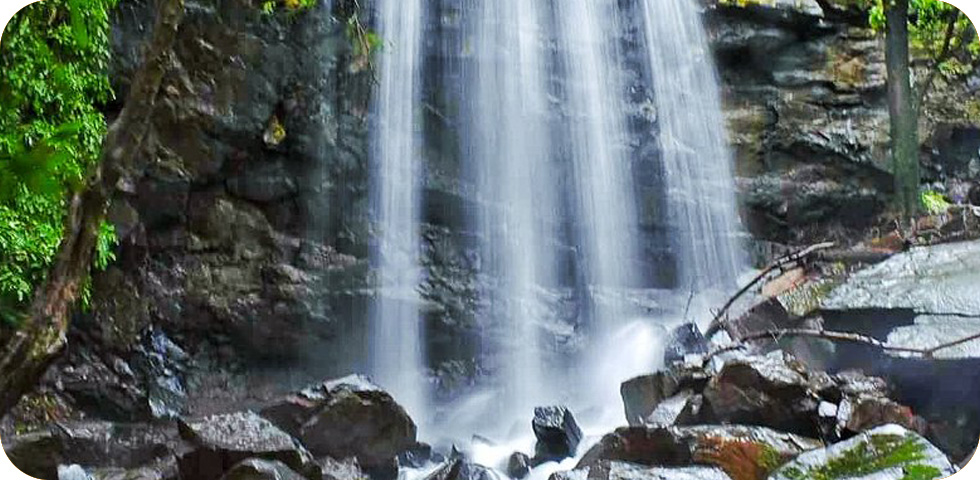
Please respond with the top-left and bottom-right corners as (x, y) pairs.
(0, 0), (185, 418)
(703, 242), (835, 339)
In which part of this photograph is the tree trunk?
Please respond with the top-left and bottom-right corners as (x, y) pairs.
(0, 0), (185, 418)
(885, 0), (920, 217)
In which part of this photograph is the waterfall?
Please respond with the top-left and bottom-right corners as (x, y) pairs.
(551, 0), (648, 423)
(365, 0), (745, 443)
(369, 0), (427, 424)
(640, 0), (745, 289)
(464, 0), (557, 414)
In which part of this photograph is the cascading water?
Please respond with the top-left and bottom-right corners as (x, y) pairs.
(369, 0), (427, 426)
(551, 0), (649, 427)
(366, 0), (745, 459)
(640, 0), (746, 289)
(464, 0), (557, 418)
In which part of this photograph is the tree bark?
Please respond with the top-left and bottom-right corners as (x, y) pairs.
(0, 0), (185, 418)
(885, 0), (920, 217)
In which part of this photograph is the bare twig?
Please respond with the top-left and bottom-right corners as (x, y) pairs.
(704, 242), (835, 339)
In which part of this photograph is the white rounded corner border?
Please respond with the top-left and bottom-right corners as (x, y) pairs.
(0, 0), (979, 478)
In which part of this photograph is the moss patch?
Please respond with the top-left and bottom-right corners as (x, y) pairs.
(779, 433), (943, 480)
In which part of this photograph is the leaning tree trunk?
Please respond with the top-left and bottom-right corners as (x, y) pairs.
(0, 0), (185, 418)
(885, 0), (920, 218)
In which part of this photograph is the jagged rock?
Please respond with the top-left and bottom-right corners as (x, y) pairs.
(259, 375), (416, 479)
(317, 457), (369, 480)
(421, 459), (495, 480)
(769, 424), (955, 480)
(662, 323), (709, 365)
(221, 459), (307, 480)
(621, 365), (710, 426)
(3, 421), (182, 480)
(577, 424), (820, 470)
(532, 406), (583, 464)
(80, 461), (180, 480)
(507, 452), (531, 479)
(177, 411), (319, 480)
(398, 443), (434, 469)
(701, 351), (821, 436)
(579, 462), (731, 480)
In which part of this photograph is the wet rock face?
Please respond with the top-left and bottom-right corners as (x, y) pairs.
(532, 406), (584, 464)
(259, 375), (417, 479)
(177, 411), (320, 480)
(703, 1), (978, 243)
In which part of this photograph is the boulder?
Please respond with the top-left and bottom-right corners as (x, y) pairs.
(317, 457), (369, 480)
(701, 351), (821, 436)
(259, 375), (416, 479)
(532, 406), (583, 464)
(421, 458), (495, 480)
(57, 459), (180, 480)
(577, 424), (820, 471)
(662, 323), (709, 365)
(397, 443), (435, 469)
(769, 424), (955, 480)
(221, 459), (307, 480)
(177, 411), (319, 480)
(3, 421), (182, 480)
(621, 365), (710, 426)
(507, 452), (531, 479)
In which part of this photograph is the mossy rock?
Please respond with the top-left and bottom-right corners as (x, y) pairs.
(769, 424), (954, 480)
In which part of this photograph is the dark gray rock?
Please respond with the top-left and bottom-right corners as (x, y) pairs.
(177, 411), (319, 480)
(398, 443), (434, 469)
(221, 459), (307, 480)
(621, 365), (710, 426)
(662, 323), (708, 365)
(317, 457), (368, 480)
(3, 421), (182, 480)
(532, 406), (583, 464)
(507, 452), (531, 479)
(421, 459), (495, 480)
(259, 375), (417, 479)
(701, 351), (822, 436)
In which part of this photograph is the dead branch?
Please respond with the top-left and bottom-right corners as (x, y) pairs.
(704, 242), (835, 339)
(701, 327), (980, 367)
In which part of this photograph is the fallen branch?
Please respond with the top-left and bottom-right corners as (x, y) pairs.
(704, 242), (835, 339)
(701, 327), (980, 367)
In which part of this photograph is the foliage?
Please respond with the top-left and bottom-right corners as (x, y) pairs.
(779, 433), (942, 480)
(920, 189), (950, 214)
(868, 0), (979, 78)
(0, 0), (118, 324)
(260, 0), (318, 16)
(344, 9), (382, 73)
